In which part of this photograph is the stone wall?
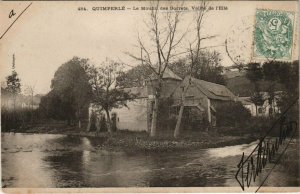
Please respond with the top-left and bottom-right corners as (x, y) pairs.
(111, 98), (148, 131)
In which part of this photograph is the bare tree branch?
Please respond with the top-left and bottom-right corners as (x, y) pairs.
(125, 52), (159, 76)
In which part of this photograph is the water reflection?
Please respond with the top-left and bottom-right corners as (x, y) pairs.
(2, 133), (299, 188)
(1, 133), (60, 187)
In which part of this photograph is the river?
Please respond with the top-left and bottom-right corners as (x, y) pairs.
(1, 133), (298, 188)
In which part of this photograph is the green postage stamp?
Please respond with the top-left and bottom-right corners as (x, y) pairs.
(254, 9), (295, 60)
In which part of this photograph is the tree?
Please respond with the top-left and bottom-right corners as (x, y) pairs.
(174, 0), (216, 138)
(127, 1), (186, 137)
(86, 59), (136, 133)
(263, 60), (299, 112)
(246, 63), (263, 84)
(168, 50), (225, 84)
(50, 57), (92, 127)
(117, 64), (153, 88)
(266, 83), (276, 116)
(39, 90), (68, 120)
(118, 51), (224, 88)
(24, 83), (36, 110)
(168, 58), (188, 78)
(246, 63), (264, 115)
(118, 51), (224, 89)
(6, 54), (21, 110)
(262, 61), (281, 116)
(192, 50), (225, 84)
(250, 91), (265, 115)
(277, 60), (298, 96)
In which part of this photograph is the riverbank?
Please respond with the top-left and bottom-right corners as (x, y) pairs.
(2, 131), (298, 188)
(98, 131), (258, 153)
(4, 122), (259, 154)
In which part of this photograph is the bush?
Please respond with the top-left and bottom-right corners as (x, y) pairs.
(216, 101), (251, 127)
(245, 117), (274, 135)
(1, 108), (41, 132)
(242, 114), (298, 138)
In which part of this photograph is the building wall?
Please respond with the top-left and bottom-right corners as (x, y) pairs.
(111, 98), (148, 131)
(147, 79), (182, 97)
(245, 100), (280, 117)
(244, 104), (256, 116)
(172, 84), (210, 125)
(88, 78), (180, 132)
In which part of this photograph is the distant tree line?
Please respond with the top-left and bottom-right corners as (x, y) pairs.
(246, 60), (299, 115)
(117, 49), (225, 89)
(3, 56), (297, 133)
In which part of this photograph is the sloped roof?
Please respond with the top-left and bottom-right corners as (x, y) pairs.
(239, 97), (253, 105)
(123, 86), (147, 98)
(171, 76), (237, 101)
(162, 68), (182, 80)
(150, 67), (182, 81)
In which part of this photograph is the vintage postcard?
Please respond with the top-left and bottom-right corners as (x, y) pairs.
(0, 0), (299, 193)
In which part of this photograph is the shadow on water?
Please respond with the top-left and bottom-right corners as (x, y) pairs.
(2, 133), (299, 188)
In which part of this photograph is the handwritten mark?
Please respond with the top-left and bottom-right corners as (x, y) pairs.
(235, 98), (298, 192)
(9, 10), (16, 18)
(0, 3), (32, 40)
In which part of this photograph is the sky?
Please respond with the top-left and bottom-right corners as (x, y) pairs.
(0, 1), (298, 95)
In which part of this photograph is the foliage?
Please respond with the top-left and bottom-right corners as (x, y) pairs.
(40, 57), (92, 126)
(168, 50), (226, 85)
(6, 71), (21, 95)
(117, 64), (153, 88)
(263, 60), (299, 95)
(191, 50), (225, 85)
(39, 90), (71, 121)
(215, 101), (251, 127)
(121, 49), (226, 88)
(127, 2), (187, 137)
(246, 63), (263, 84)
(250, 91), (265, 106)
(168, 58), (189, 79)
(262, 60), (299, 112)
(276, 93), (299, 119)
(23, 84), (36, 109)
(5, 54), (21, 108)
(87, 59), (135, 111)
(246, 60), (299, 94)
(86, 59), (136, 133)
(1, 108), (41, 131)
(172, 1), (217, 138)
(262, 61), (281, 82)
(245, 60), (299, 114)
(246, 63), (265, 114)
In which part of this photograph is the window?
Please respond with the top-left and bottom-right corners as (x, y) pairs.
(269, 108), (273, 115)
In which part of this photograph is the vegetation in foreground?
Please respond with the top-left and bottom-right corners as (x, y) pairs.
(98, 130), (257, 153)
(2, 118), (263, 154)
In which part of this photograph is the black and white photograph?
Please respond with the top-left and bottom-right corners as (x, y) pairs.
(0, 1), (299, 193)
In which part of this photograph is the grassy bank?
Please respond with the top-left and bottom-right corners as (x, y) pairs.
(99, 131), (257, 153)
(3, 121), (259, 154)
